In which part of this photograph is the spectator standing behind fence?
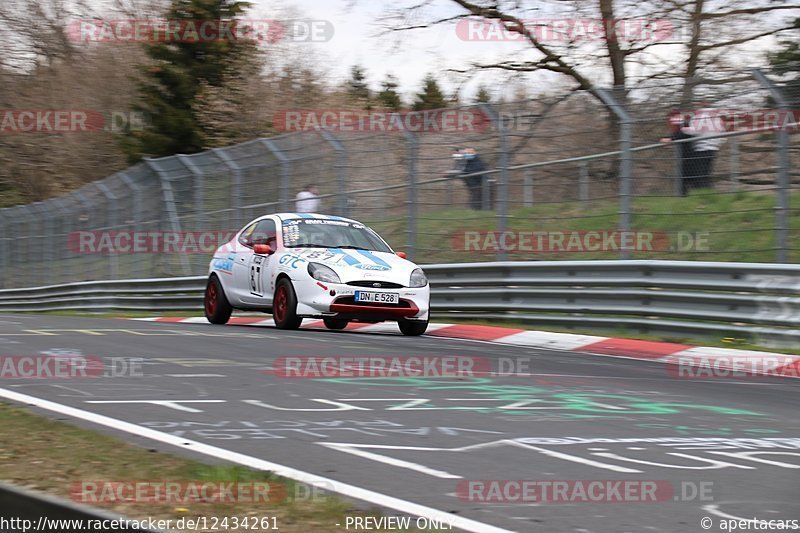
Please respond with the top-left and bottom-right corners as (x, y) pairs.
(295, 184), (320, 213)
(682, 106), (727, 190)
(452, 147), (488, 210)
(660, 111), (697, 196)
(661, 107), (727, 195)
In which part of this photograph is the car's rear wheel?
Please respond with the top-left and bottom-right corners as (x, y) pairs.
(205, 275), (232, 324)
(323, 318), (349, 330)
(398, 318), (428, 336)
(273, 278), (303, 330)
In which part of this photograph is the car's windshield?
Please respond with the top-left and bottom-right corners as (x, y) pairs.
(281, 219), (392, 253)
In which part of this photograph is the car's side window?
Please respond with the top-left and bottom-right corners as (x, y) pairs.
(251, 219), (277, 249)
(238, 223), (258, 247)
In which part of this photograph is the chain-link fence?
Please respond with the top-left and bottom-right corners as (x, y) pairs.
(0, 68), (797, 288)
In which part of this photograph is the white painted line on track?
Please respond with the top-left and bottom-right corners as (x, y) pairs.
(0, 387), (514, 533)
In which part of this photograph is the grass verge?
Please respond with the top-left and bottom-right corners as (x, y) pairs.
(0, 403), (424, 532)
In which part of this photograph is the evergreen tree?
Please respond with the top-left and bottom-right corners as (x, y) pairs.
(347, 65), (370, 103)
(377, 73), (402, 111)
(475, 85), (492, 103)
(768, 18), (800, 106)
(124, 0), (252, 162)
(412, 74), (446, 111)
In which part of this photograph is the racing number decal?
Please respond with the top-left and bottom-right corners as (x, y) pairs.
(250, 255), (265, 296)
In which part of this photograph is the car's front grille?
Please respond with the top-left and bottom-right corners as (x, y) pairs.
(346, 281), (404, 289)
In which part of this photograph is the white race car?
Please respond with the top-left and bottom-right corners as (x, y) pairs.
(204, 213), (430, 335)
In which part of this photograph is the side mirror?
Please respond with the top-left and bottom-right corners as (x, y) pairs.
(254, 244), (274, 255)
(395, 251), (407, 259)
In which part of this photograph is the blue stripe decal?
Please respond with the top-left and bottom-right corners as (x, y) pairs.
(356, 249), (391, 268)
(330, 248), (361, 266)
(296, 213), (313, 218)
(326, 215), (346, 221)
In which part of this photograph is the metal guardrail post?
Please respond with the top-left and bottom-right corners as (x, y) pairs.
(400, 123), (418, 261)
(144, 158), (191, 276)
(260, 139), (292, 212)
(752, 68), (791, 263)
(479, 104), (509, 261)
(212, 148), (243, 228)
(319, 131), (348, 217)
(593, 87), (633, 260)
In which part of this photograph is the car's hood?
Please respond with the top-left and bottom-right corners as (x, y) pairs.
(285, 247), (418, 284)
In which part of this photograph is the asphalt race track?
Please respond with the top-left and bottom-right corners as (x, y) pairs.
(0, 314), (798, 533)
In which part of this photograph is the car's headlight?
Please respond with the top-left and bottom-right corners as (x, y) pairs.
(308, 262), (341, 284)
(409, 268), (427, 288)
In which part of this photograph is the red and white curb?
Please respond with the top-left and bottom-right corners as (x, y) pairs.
(130, 317), (800, 379)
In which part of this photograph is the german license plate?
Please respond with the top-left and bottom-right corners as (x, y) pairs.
(354, 291), (399, 304)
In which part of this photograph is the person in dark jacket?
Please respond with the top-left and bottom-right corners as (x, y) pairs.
(661, 111), (697, 196)
(458, 147), (488, 209)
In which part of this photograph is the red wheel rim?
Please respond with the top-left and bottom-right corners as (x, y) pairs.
(205, 282), (217, 316)
(274, 285), (287, 322)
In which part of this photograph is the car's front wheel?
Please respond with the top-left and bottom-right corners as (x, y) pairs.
(323, 318), (349, 330)
(273, 278), (303, 330)
(205, 275), (233, 324)
(398, 318), (428, 336)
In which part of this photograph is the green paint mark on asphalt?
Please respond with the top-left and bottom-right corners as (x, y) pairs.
(320, 376), (762, 417)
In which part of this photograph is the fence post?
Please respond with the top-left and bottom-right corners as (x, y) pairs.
(177, 155), (205, 230)
(260, 139), (292, 212)
(401, 126), (418, 260)
(52, 197), (76, 284)
(579, 162), (589, 204)
(729, 136), (740, 192)
(212, 148), (243, 228)
(319, 131), (348, 217)
(0, 210), (8, 288)
(593, 87), (633, 260)
(752, 68), (790, 263)
(672, 144), (683, 196)
(523, 170), (534, 207)
(479, 104), (509, 261)
(144, 158), (191, 276)
(95, 182), (119, 281)
(73, 191), (95, 281)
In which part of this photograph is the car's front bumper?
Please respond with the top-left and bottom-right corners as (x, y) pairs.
(294, 279), (430, 321)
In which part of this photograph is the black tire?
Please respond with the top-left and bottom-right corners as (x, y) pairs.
(398, 318), (428, 336)
(204, 275), (233, 324)
(273, 278), (303, 330)
(323, 318), (349, 330)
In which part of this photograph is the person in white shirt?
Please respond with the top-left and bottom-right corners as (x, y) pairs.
(681, 106), (728, 190)
(295, 184), (320, 213)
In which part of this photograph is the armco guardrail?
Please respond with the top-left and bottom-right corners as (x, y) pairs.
(0, 261), (797, 345)
(0, 482), (162, 532)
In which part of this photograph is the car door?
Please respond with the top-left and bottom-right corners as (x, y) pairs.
(239, 218), (278, 305)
